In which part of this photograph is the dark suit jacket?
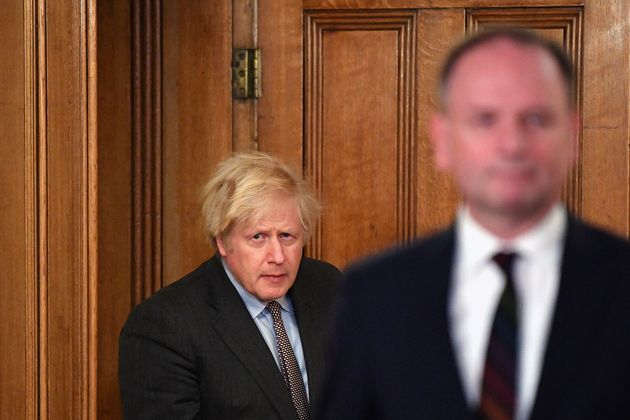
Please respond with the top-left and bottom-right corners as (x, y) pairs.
(119, 254), (342, 419)
(318, 217), (630, 419)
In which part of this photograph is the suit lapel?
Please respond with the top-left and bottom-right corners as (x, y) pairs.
(530, 218), (612, 418)
(204, 256), (297, 420)
(288, 274), (325, 408)
(417, 227), (474, 418)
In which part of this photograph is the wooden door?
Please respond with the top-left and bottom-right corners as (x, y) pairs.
(248, 0), (629, 269)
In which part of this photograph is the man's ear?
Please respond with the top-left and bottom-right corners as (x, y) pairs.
(215, 235), (228, 257)
(430, 112), (452, 171)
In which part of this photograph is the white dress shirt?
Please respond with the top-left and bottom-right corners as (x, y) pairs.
(449, 204), (567, 420)
(222, 259), (310, 398)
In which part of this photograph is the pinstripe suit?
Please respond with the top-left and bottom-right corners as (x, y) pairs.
(120, 254), (341, 419)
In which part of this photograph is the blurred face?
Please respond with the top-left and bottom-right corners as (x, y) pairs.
(216, 193), (304, 302)
(431, 39), (578, 235)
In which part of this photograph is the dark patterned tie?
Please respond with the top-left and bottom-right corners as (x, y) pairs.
(267, 300), (310, 420)
(478, 252), (519, 420)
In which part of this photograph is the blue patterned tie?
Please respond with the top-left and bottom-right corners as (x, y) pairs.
(478, 252), (519, 420)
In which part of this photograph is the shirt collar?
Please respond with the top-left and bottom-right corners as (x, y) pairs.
(512, 204), (567, 260)
(456, 204), (567, 270)
(221, 258), (292, 319)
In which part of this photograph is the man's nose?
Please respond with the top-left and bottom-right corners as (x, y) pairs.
(498, 119), (527, 154)
(267, 238), (286, 264)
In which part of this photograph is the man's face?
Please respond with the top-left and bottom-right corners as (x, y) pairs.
(216, 193), (304, 302)
(432, 39), (578, 231)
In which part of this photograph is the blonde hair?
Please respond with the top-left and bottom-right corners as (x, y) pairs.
(201, 152), (321, 247)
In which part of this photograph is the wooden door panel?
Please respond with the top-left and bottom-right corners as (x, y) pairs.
(416, 9), (465, 235)
(305, 11), (417, 267)
(303, 0), (583, 7)
(581, 0), (629, 236)
(301, 5), (588, 267)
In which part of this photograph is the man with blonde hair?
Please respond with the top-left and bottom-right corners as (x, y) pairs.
(120, 152), (342, 420)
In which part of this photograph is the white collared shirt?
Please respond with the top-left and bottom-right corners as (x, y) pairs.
(449, 204), (566, 420)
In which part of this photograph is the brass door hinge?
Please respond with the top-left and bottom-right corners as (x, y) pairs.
(232, 48), (261, 99)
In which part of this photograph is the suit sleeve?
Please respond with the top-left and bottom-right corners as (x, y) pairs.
(119, 300), (200, 419)
(316, 268), (376, 419)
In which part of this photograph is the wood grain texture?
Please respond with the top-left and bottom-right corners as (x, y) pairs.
(257, 0), (304, 168)
(305, 10), (417, 267)
(24, 2), (39, 418)
(581, 0), (629, 236)
(162, 2), (232, 283)
(303, 0), (583, 9)
(131, 0), (163, 303)
(87, 2), (98, 417)
(0, 0), (29, 418)
(232, 0), (259, 152)
(97, 0), (132, 418)
(416, 9), (464, 236)
(36, 2), (49, 416)
(41, 0), (98, 418)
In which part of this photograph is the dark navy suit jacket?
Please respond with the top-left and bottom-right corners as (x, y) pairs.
(319, 217), (630, 419)
(119, 254), (342, 420)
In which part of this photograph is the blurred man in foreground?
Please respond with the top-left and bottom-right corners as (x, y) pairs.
(319, 29), (630, 420)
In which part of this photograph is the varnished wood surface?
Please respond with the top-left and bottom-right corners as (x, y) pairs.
(97, 1), (131, 418)
(45, 0), (98, 417)
(0, 0), (28, 418)
(232, 0), (259, 152)
(0, 0), (98, 417)
(303, 0), (584, 9)
(416, 9), (464, 235)
(304, 10), (418, 267)
(162, 1), (232, 284)
(257, 0), (305, 168)
(581, 0), (629, 236)
(131, 0), (163, 303)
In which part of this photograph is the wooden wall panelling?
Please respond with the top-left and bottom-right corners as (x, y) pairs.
(304, 11), (417, 268)
(256, 0), (304, 168)
(232, 0), (258, 152)
(467, 7), (584, 216)
(416, 9), (465, 236)
(45, 0), (98, 417)
(1, 0), (30, 417)
(582, 0), (629, 237)
(97, 0), (132, 418)
(131, 0), (163, 304)
(162, 2), (233, 283)
(25, 2), (39, 417)
(303, 0), (583, 9)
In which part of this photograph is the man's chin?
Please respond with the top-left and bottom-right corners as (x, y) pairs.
(490, 197), (554, 220)
(256, 285), (292, 302)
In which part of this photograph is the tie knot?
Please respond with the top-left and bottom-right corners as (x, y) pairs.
(267, 300), (282, 319)
(493, 251), (517, 275)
